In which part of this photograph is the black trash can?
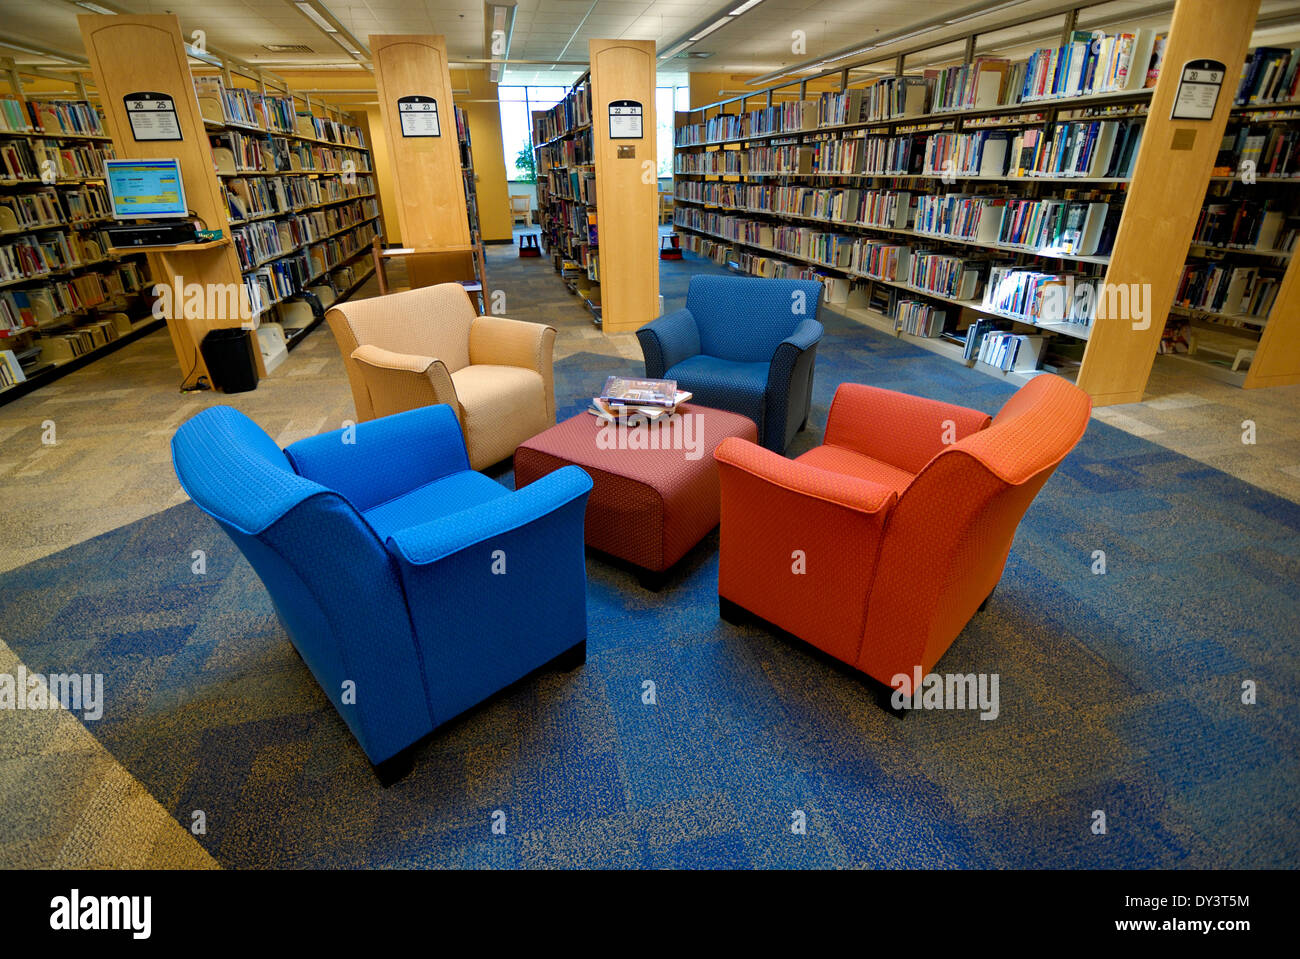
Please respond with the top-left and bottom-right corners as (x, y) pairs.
(200, 327), (259, 394)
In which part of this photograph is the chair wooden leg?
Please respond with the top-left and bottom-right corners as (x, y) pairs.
(874, 681), (911, 719)
(637, 568), (669, 592)
(552, 640), (586, 671)
(718, 596), (756, 626)
(372, 746), (416, 787)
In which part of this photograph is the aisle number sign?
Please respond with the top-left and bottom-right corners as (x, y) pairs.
(398, 96), (440, 137)
(124, 92), (182, 142)
(609, 100), (643, 139)
(1171, 60), (1226, 121)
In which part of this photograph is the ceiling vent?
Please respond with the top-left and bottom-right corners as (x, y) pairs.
(263, 44), (315, 53)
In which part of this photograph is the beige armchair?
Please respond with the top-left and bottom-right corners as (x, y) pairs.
(326, 282), (557, 470)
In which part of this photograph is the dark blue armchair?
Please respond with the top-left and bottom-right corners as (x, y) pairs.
(636, 275), (825, 452)
(171, 404), (593, 783)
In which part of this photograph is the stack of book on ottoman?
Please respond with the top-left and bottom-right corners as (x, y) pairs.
(589, 376), (691, 423)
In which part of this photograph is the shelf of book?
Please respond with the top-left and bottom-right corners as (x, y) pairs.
(671, 1), (1274, 400)
(0, 78), (161, 403)
(1158, 42), (1300, 388)
(187, 71), (383, 359)
(456, 105), (481, 238)
(532, 73), (599, 320)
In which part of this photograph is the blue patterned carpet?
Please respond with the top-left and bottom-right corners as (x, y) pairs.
(2, 252), (1297, 868)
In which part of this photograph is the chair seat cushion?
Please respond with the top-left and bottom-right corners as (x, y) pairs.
(362, 469), (508, 541)
(451, 364), (551, 468)
(665, 354), (768, 432)
(796, 444), (916, 495)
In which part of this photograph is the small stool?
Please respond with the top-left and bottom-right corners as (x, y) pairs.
(519, 234), (541, 257)
(660, 234), (683, 260)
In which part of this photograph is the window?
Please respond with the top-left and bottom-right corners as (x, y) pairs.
(498, 84), (688, 181)
(499, 85), (568, 181)
(655, 86), (690, 179)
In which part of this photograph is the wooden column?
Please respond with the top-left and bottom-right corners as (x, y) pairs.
(589, 39), (659, 334)
(370, 34), (472, 288)
(79, 13), (248, 388)
(1077, 0), (1259, 405)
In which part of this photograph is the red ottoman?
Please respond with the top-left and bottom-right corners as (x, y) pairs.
(514, 403), (757, 588)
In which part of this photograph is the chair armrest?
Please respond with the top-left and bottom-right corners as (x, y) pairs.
(713, 436), (895, 515)
(284, 403), (470, 513)
(383, 465), (594, 727)
(763, 317), (825, 450)
(713, 436), (895, 657)
(468, 315), (557, 422)
(385, 464), (593, 565)
(776, 317), (824, 356)
(824, 383), (992, 475)
(468, 315), (555, 370)
(636, 308), (700, 378)
(349, 344), (460, 422)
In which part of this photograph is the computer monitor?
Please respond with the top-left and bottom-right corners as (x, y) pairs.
(105, 158), (189, 220)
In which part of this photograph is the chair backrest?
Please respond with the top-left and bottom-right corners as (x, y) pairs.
(509, 194), (531, 213)
(170, 406), (428, 761)
(326, 282), (476, 420)
(859, 375), (1091, 681)
(685, 274), (823, 363)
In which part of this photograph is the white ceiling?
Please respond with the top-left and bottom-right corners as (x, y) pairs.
(2, 0), (1300, 90)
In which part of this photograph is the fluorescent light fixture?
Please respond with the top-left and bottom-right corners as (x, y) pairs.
(729, 0), (764, 14)
(295, 2), (337, 33)
(658, 40), (694, 61)
(943, 0), (1024, 26)
(689, 17), (733, 42)
(73, 2), (119, 13)
(0, 40), (79, 62)
(487, 1), (517, 84)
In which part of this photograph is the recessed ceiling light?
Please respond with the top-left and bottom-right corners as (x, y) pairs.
(295, 2), (337, 34)
(689, 17), (732, 43)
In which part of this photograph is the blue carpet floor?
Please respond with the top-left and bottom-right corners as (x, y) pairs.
(2, 252), (1297, 868)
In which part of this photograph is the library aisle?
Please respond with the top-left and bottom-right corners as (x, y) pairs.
(1, 0), (1299, 909)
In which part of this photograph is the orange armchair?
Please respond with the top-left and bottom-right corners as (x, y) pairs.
(713, 375), (1091, 688)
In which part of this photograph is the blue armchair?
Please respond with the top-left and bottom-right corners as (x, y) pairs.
(636, 275), (825, 452)
(170, 403), (593, 783)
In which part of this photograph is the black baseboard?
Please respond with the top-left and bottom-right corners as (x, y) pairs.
(0, 316), (166, 408)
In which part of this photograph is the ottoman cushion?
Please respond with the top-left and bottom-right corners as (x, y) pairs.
(514, 403), (757, 572)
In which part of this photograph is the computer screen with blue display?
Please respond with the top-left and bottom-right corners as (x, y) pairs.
(105, 159), (188, 220)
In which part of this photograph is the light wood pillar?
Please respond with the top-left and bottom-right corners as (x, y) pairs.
(370, 34), (472, 288)
(590, 39), (659, 334)
(79, 13), (248, 388)
(1077, 0), (1260, 405)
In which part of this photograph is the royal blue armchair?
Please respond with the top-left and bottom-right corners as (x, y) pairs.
(171, 404), (593, 783)
(636, 274), (825, 452)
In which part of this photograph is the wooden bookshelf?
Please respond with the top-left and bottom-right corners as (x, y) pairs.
(1158, 43), (1300, 389)
(671, 0), (1262, 402)
(78, 14), (383, 389)
(532, 73), (599, 321)
(0, 60), (158, 402)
